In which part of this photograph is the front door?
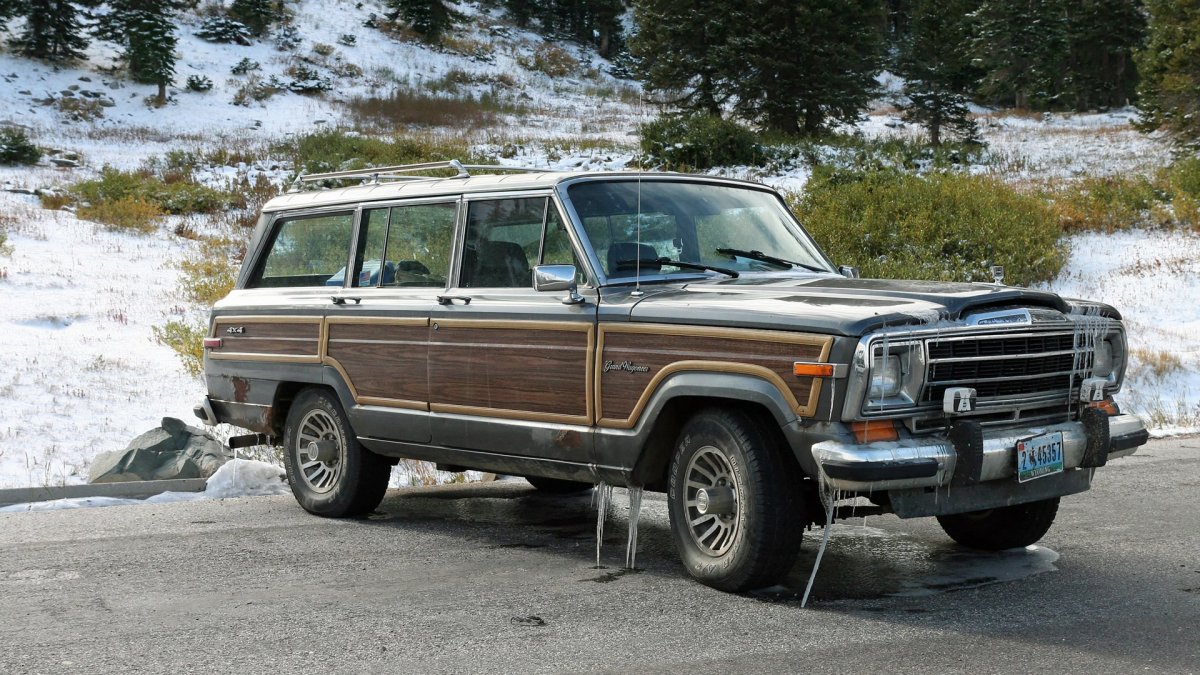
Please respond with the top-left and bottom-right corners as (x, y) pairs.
(428, 194), (596, 465)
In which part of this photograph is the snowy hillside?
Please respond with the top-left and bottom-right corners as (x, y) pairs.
(0, 1), (1196, 488)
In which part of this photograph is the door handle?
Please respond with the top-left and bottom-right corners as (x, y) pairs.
(436, 295), (472, 305)
(330, 296), (362, 305)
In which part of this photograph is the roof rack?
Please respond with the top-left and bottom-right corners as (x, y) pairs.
(288, 160), (549, 192)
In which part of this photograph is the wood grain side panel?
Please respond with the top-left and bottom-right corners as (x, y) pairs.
(597, 325), (831, 427)
(210, 318), (322, 361)
(429, 324), (591, 418)
(326, 323), (429, 402)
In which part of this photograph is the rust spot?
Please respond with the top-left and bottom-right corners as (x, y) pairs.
(554, 429), (582, 449)
(232, 377), (251, 403)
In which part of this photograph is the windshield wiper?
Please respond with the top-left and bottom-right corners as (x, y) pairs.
(716, 247), (828, 273)
(616, 257), (740, 279)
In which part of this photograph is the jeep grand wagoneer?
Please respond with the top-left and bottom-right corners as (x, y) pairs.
(196, 161), (1147, 591)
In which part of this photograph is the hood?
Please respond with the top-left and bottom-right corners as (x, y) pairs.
(616, 276), (1098, 336)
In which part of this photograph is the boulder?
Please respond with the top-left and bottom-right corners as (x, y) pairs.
(88, 417), (234, 484)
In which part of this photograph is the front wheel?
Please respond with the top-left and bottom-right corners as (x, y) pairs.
(936, 497), (1060, 550)
(667, 408), (804, 592)
(282, 388), (391, 517)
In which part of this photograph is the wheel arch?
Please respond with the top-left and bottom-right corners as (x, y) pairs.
(622, 371), (804, 489)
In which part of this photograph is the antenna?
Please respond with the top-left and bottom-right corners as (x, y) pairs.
(633, 171), (644, 297)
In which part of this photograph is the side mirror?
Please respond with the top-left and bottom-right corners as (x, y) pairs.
(534, 264), (585, 305)
(839, 265), (860, 279)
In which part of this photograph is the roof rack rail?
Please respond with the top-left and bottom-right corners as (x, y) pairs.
(288, 160), (549, 192)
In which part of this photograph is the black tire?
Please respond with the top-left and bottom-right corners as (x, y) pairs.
(524, 475), (594, 493)
(282, 388), (391, 517)
(936, 497), (1060, 550)
(667, 407), (804, 592)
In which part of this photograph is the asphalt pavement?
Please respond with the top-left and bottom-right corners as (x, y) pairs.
(2, 437), (1198, 674)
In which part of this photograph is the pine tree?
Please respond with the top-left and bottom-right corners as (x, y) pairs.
(229, 0), (278, 38)
(727, 0), (886, 134)
(972, 0), (1066, 109)
(1136, 0), (1200, 148)
(1060, 0), (1144, 110)
(8, 0), (91, 62)
(895, 0), (981, 145)
(631, 0), (731, 115)
(95, 0), (179, 105)
(385, 0), (457, 40)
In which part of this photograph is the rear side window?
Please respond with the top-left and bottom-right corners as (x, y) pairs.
(460, 197), (582, 288)
(353, 202), (458, 288)
(250, 212), (355, 288)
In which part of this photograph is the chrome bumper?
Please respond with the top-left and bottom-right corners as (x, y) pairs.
(811, 413), (1147, 493)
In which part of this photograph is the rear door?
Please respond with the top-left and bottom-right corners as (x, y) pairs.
(323, 198), (460, 444)
(428, 193), (596, 464)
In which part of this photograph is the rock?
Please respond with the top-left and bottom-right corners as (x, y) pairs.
(87, 417), (234, 484)
(62, 151), (79, 161)
(49, 158), (80, 168)
(59, 89), (75, 97)
(98, 97), (115, 107)
(78, 76), (91, 82)
(68, 84), (79, 91)
(18, 89), (30, 95)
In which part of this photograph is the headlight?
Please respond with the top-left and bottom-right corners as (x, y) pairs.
(1093, 340), (1113, 377)
(868, 355), (902, 398)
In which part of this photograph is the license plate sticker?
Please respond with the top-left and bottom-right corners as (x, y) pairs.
(1017, 431), (1065, 483)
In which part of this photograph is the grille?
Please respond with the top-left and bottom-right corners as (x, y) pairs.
(922, 331), (1092, 405)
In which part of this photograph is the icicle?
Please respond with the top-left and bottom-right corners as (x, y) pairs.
(625, 485), (644, 569)
(802, 477), (838, 608)
(592, 482), (613, 567)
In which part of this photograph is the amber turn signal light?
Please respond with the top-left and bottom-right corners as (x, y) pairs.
(1088, 398), (1120, 416)
(793, 362), (835, 377)
(849, 420), (899, 443)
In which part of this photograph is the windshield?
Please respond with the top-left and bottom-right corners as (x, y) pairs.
(563, 180), (832, 281)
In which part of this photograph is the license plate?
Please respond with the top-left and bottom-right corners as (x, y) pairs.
(1016, 431), (1064, 482)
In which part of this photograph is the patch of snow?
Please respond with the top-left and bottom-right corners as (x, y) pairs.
(0, 459), (289, 512)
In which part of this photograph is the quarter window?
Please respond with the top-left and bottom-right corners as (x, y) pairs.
(251, 212), (355, 288)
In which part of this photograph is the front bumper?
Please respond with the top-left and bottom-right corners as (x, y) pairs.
(811, 413), (1147, 494)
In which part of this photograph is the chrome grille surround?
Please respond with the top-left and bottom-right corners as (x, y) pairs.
(844, 317), (1126, 432)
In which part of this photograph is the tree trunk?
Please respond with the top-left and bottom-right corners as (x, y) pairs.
(156, 81), (167, 106)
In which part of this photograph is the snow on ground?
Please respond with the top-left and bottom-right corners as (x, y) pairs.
(0, 459), (288, 511)
(0, 2), (1195, 489)
(1045, 229), (1200, 435)
(0, 188), (201, 488)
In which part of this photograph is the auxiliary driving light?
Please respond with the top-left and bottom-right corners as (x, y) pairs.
(943, 387), (977, 415)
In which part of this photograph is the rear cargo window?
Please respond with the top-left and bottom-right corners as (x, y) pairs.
(250, 212), (355, 288)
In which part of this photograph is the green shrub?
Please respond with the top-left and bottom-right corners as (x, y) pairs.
(153, 319), (206, 377)
(1168, 156), (1200, 199)
(77, 196), (164, 234)
(639, 114), (763, 170)
(0, 127), (42, 165)
(274, 130), (491, 181)
(70, 167), (233, 214)
(791, 168), (1065, 286)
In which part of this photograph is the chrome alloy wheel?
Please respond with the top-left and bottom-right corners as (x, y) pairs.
(684, 445), (740, 556)
(295, 408), (345, 494)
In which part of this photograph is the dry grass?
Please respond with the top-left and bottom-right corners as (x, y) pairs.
(346, 88), (526, 131)
(1131, 348), (1186, 380)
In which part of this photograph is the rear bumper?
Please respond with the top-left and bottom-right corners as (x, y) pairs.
(811, 413), (1146, 494)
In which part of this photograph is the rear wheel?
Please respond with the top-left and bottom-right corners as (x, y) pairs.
(667, 408), (804, 592)
(936, 497), (1060, 550)
(524, 475), (593, 493)
(282, 388), (390, 517)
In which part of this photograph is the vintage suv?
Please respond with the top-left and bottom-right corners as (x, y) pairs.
(196, 162), (1148, 591)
